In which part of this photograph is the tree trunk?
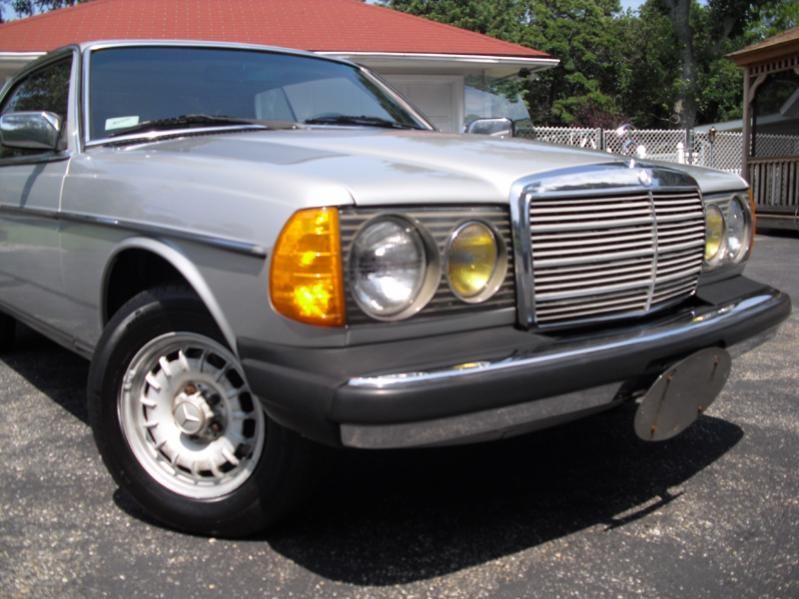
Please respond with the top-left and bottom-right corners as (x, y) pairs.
(665, 0), (697, 128)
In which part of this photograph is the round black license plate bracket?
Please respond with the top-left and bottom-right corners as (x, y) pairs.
(634, 347), (732, 442)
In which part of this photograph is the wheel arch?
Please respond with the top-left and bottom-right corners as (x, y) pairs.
(101, 237), (238, 352)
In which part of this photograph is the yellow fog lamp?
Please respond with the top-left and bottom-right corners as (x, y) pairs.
(446, 221), (507, 303)
(704, 204), (726, 266)
(270, 207), (345, 326)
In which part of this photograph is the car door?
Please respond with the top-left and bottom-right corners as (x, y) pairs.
(0, 52), (74, 336)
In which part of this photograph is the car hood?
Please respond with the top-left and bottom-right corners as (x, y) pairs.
(122, 128), (747, 206)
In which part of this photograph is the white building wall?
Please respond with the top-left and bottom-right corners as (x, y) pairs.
(382, 74), (464, 133)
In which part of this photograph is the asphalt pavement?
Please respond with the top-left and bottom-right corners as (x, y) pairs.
(1, 233), (797, 598)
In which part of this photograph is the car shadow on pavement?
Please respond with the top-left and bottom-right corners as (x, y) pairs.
(263, 406), (743, 586)
(2, 324), (90, 423)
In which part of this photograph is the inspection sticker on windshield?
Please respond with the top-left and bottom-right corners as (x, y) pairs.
(105, 116), (140, 131)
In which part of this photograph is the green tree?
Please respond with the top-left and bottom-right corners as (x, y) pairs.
(521, 0), (627, 126)
(386, 0), (628, 126)
(707, 0), (798, 43)
(1, 0), (82, 22)
(385, 0), (797, 128)
(628, 0), (798, 128)
(616, 2), (681, 127)
(382, 0), (527, 43)
(660, 0), (698, 127)
(750, 2), (798, 39)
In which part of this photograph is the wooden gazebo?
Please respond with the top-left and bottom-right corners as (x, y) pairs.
(730, 26), (799, 229)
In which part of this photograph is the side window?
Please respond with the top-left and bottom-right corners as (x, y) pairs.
(0, 56), (72, 160)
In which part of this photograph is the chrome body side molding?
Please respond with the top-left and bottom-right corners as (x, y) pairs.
(0, 204), (267, 257)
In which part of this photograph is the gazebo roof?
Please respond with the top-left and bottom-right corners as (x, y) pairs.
(729, 26), (799, 66)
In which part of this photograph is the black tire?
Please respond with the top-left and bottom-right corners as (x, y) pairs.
(0, 312), (15, 352)
(87, 286), (316, 537)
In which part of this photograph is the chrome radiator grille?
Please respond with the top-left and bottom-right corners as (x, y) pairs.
(529, 189), (704, 325)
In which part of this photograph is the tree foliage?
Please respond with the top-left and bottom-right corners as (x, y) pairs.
(385, 0), (797, 128)
(2, 0), (795, 127)
(388, 0), (627, 125)
(0, 0), (81, 23)
(522, 0), (626, 126)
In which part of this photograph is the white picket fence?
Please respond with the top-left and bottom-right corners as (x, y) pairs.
(517, 126), (745, 175)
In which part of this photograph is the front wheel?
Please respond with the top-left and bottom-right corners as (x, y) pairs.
(88, 287), (316, 537)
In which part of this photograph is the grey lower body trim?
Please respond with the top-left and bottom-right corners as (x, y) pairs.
(0, 297), (93, 359)
(755, 212), (799, 232)
(340, 382), (623, 449)
(727, 325), (779, 359)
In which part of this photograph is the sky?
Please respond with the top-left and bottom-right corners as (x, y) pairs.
(621, 0), (645, 10)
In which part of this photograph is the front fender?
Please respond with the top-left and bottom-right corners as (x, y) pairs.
(100, 236), (239, 353)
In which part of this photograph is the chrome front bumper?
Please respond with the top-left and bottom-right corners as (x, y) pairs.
(241, 278), (790, 449)
(339, 289), (788, 449)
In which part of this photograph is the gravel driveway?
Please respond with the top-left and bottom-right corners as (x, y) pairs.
(1, 233), (797, 598)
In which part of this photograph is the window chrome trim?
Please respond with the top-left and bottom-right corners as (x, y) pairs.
(359, 67), (435, 131)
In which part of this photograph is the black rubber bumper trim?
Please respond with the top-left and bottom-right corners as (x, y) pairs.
(240, 276), (790, 446)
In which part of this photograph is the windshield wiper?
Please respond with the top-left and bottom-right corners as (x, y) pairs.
(303, 115), (421, 130)
(106, 114), (297, 138)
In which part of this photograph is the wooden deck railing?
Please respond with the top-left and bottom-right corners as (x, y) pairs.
(748, 156), (799, 212)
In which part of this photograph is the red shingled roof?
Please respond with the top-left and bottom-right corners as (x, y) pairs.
(0, 0), (549, 59)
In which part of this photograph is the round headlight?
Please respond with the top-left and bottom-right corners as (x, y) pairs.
(705, 205), (726, 264)
(726, 196), (751, 262)
(446, 221), (506, 303)
(350, 217), (435, 319)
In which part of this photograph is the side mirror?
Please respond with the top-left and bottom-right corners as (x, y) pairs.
(0, 111), (63, 151)
(465, 117), (514, 138)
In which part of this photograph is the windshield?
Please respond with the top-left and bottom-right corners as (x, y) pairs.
(87, 46), (427, 140)
(464, 74), (532, 132)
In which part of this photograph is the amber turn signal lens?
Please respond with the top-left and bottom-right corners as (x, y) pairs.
(270, 207), (345, 326)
